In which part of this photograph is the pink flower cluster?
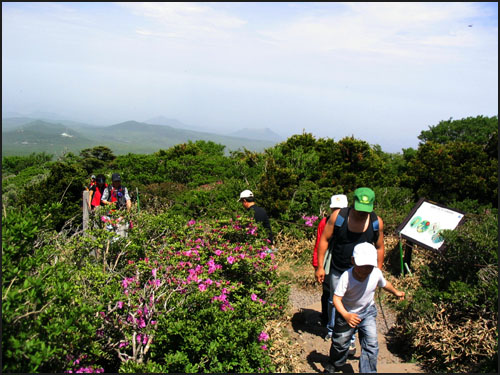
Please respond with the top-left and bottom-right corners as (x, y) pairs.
(302, 215), (319, 227)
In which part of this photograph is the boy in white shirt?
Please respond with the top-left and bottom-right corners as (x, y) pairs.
(325, 242), (405, 373)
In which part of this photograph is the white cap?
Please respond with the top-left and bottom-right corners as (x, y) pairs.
(352, 242), (377, 267)
(330, 194), (348, 209)
(238, 189), (254, 202)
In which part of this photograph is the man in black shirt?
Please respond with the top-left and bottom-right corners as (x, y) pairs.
(239, 190), (274, 249)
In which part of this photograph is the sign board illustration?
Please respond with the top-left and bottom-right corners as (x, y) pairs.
(397, 198), (466, 251)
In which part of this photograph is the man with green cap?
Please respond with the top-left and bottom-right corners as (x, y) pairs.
(315, 187), (385, 362)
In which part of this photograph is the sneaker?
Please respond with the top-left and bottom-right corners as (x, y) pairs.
(348, 341), (356, 357)
(324, 332), (333, 341)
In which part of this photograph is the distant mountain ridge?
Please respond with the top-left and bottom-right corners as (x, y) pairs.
(2, 117), (280, 157)
(229, 127), (283, 142)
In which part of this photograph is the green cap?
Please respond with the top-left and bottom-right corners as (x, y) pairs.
(353, 187), (375, 213)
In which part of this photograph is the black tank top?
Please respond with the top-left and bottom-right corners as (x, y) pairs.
(330, 207), (377, 273)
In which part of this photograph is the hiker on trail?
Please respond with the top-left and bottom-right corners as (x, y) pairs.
(85, 175), (96, 191)
(88, 174), (107, 211)
(239, 190), (275, 250)
(312, 194), (348, 340)
(324, 242), (404, 373)
(101, 173), (132, 212)
(315, 187), (385, 356)
(87, 175), (96, 191)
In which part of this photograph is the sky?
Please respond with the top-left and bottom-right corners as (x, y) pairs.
(2, 2), (498, 153)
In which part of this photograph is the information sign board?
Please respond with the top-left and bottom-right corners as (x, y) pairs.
(396, 198), (466, 251)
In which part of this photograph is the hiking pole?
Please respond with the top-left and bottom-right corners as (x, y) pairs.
(399, 234), (404, 276)
(377, 289), (390, 331)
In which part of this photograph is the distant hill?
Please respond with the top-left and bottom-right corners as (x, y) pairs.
(2, 120), (97, 156)
(2, 118), (279, 157)
(144, 116), (202, 131)
(229, 127), (284, 142)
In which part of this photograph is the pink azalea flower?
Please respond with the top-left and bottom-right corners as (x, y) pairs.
(117, 301), (123, 309)
(261, 344), (268, 350)
(258, 331), (270, 342)
(251, 293), (258, 301)
(227, 256), (235, 264)
(198, 283), (207, 292)
(152, 268), (157, 278)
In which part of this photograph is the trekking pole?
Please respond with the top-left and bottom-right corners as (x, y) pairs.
(377, 289), (390, 331)
(136, 187), (140, 213)
(399, 234), (404, 276)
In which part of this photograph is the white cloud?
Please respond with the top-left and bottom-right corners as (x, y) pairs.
(117, 2), (247, 42)
(257, 2), (495, 64)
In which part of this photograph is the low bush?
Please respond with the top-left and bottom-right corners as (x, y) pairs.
(3, 206), (288, 372)
(393, 212), (498, 372)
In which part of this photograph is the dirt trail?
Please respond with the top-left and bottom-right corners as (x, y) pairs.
(284, 286), (423, 373)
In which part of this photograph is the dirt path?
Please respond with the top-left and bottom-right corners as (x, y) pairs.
(283, 285), (423, 373)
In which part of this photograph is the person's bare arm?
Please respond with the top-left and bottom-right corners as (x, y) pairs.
(88, 190), (94, 210)
(382, 281), (405, 300)
(333, 294), (361, 328)
(315, 210), (339, 283)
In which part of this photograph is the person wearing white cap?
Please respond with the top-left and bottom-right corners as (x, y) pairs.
(238, 190), (274, 248)
(312, 194), (348, 340)
(323, 242), (405, 373)
(316, 187), (385, 355)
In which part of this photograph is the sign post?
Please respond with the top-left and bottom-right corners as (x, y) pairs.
(83, 190), (89, 231)
(396, 198), (466, 275)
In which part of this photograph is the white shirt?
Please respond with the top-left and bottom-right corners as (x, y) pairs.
(334, 267), (387, 314)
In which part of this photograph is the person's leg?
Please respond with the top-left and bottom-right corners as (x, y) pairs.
(321, 276), (330, 325)
(326, 269), (342, 339)
(329, 312), (355, 370)
(357, 304), (379, 373)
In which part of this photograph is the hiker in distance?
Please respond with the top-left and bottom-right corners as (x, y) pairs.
(238, 189), (275, 251)
(315, 187), (385, 355)
(312, 194), (348, 340)
(101, 173), (132, 212)
(324, 242), (405, 373)
(88, 174), (108, 212)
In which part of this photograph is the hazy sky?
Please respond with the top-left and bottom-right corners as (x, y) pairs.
(2, 2), (498, 153)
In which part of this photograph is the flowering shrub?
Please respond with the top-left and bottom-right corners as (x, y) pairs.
(302, 215), (319, 227)
(74, 213), (287, 372)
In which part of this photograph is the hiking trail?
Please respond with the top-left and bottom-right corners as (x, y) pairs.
(282, 285), (423, 373)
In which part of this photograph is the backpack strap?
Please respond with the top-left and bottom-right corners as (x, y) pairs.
(370, 211), (380, 243)
(334, 207), (350, 227)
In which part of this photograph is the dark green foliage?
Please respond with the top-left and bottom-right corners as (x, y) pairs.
(79, 146), (116, 174)
(370, 186), (415, 233)
(406, 141), (497, 207)
(18, 160), (87, 230)
(2, 152), (53, 175)
(418, 115), (498, 145)
(2, 207), (102, 372)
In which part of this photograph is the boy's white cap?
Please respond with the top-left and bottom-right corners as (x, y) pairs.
(330, 194), (348, 209)
(352, 242), (378, 267)
(238, 189), (254, 202)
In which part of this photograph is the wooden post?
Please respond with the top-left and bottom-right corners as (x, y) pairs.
(83, 190), (89, 231)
